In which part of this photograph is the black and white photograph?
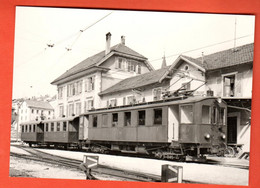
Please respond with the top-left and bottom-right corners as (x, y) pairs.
(10, 6), (255, 186)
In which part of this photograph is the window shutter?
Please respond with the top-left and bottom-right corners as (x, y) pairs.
(115, 58), (119, 69)
(115, 99), (117, 106)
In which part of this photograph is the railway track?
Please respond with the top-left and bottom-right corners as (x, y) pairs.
(10, 145), (161, 182)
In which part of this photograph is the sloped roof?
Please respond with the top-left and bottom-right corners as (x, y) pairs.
(100, 66), (170, 95)
(51, 43), (149, 84)
(195, 43), (254, 70)
(25, 100), (54, 110)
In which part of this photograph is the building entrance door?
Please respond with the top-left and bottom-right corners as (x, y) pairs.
(227, 116), (237, 144)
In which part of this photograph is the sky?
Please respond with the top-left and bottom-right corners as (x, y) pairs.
(12, 7), (255, 99)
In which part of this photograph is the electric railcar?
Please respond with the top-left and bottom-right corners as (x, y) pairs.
(20, 96), (227, 160)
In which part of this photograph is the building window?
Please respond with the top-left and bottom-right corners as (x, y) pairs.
(125, 112), (131, 126)
(127, 95), (135, 105)
(112, 113), (118, 127)
(68, 103), (74, 116)
(31, 109), (34, 113)
(153, 88), (162, 101)
(181, 82), (191, 90)
(37, 110), (39, 114)
(85, 99), (94, 112)
(49, 111), (51, 115)
(109, 98), (117, 107)
(180, 105), (193, 124)
(85, 76), (95, 92)
(154, 109), (162, 125)
(93, 115), (97, 128)
(223, 74), (236, 97)
(75, 102), (81, 115)
(58, 87), (63, 99)
(59, 106), (64, 117)
(202, 105), (210, 124)
(138, 110), (146, 126)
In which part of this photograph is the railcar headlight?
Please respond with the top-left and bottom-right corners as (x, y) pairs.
(204, 133), (211, 139)
(221, 134), (226, 140)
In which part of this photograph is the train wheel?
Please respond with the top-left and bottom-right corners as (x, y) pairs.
(29, 143), (32, 147)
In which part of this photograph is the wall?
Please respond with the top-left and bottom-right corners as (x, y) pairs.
(206, 63), (253, 98)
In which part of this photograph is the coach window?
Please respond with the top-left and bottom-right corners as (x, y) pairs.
(57, 122), (60, 131)
(138, 110), (146, 126)
(154, 109), (162, 125)
(112, 113), (118, 127)
(63, 122), (67, 131)
(180, 105), (193, 124)
(21, 125), (24, 133)
(202, 105), (211, 124)
(93, 115), (98, 128)
(219, 108), (226, 125)
(45, 123), (48, 132)
(102, 114), (108, 127)
(29, 125), (31, 132)
(33, 124), (35, 132)
(51, 123), (54, 132)
(125, 112), (131, 126)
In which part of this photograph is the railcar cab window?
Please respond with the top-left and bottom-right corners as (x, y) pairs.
(180, 105), (193, 124)
(154, 109), (162, 125)
(219, 108), (226, 125)
(112, 113), (118, 127)
(202, 105), (211, 124)
(125, 112), (131, 126)
(93, 115), (98, 128)
(138, 110), (146, 126)
(212, 107), (217, 124)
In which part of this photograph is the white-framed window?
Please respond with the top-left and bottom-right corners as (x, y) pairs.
(181, 82), (191, 91)
(85, 76), (95, 92)
(68, 103), (74, 116)
(153, 87), (162, 101)
(126, 95), (135, 105)
(222, 72), (237, 97)
(84, 99), (94, 112)
(58, 87), (63, 99)
(75, 102), (81, 115)
(109, 98), (117, 107)
(116, 57), (127, 70)
(59, 105), (64, 117)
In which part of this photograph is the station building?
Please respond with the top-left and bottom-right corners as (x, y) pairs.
(51, 33), (154, 118)
(100, 43), (253, 154)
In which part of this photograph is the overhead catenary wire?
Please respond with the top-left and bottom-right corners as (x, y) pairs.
(150, 34), (254, 62)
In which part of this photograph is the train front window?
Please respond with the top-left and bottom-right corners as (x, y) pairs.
(138, 110), (146, 126)
(219, 108), (226, 125)
(180, 105), (193, 124)
(202, 105), (210, 124)
(212, 107), (217, 124)
(154, 109), (162, 125)
(125, 112), (131, 126)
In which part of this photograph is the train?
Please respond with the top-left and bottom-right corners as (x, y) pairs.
(20, 96), (228, 161)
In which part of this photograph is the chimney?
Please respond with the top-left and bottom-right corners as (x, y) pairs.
(105, 32), (112, 55)
(121, 36), (125, 45)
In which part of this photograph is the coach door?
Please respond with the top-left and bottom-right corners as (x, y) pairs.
(79, 115), (89, 140)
